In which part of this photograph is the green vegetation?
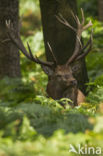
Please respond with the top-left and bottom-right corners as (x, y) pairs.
(0, 0), (103, 155)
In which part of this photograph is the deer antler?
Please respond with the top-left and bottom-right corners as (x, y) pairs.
(5, 20), (55, 67)
(76, 29), (93, 61)
(47, 42), (58, 66)
(56, 8), (93, 65)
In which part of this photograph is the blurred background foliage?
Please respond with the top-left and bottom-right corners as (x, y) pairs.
(0, 0), (103, 155)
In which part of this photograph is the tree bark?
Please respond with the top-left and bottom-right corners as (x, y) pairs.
(98, 0), (103, 21)
(0, 0), (21, 78)
(39, 0), (89, 94)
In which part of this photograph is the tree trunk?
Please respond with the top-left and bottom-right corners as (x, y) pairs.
(0, 0), (21, 78)
(98, 0), (103, 21)
(39, 0), (89, 94)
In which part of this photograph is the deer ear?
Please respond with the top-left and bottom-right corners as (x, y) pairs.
(41, 65), (54, 76)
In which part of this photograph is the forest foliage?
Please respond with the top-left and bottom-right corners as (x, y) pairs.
(0, 0), (103, 155)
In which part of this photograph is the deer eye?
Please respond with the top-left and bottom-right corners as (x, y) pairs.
(72, 65), (81, 73)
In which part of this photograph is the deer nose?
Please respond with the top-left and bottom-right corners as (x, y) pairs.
(71, 80), (77, 86)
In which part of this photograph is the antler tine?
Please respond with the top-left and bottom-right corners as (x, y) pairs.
(75, 15), (81, 25)
(81, 8), (85, 25)
(76, 39), (92, 61)
(27, 42), (34, 61)
(5, 20), (54, 67)
(83, 20), (93, 31)
(79, 35), (92, 52)
(55, 14), (76, 32)
(27, 42), (42, 64)
(47, 42), (58, 66)
(6, 20), (35, 59)
(76, 30), (93, 61)
(71, 10), (77, 22)
(66, 36), (82, 65)
(27, 43), (55, 66)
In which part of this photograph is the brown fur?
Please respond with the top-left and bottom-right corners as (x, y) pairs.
(43, 64), (85, 107)
(77, 89), (85, 105)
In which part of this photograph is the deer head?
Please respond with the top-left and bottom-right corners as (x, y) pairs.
(5, 9), (93, 107)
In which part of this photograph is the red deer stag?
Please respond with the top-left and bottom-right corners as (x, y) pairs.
(5, 9), (93, 107)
